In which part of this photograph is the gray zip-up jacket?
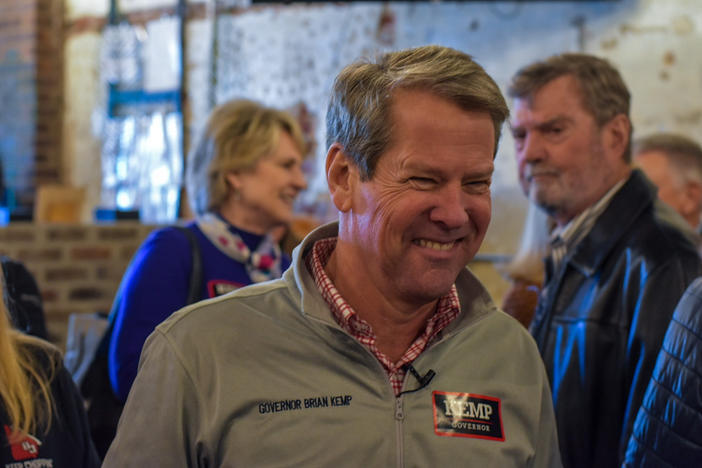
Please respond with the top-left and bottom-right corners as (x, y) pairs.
(104, 223), (561, 468)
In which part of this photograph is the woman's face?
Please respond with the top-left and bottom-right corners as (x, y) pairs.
(223, 131), (307, 235)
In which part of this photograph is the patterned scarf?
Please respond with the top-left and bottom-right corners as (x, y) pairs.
(196, 213), (283, 283)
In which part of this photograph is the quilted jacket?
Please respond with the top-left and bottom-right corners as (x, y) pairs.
(623, 277), (702, 467)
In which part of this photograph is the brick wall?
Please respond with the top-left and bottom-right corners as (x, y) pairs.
(0, 0), (63, 215)
(0, 0), (37, 211)
(34, 0), (64, 190)
(0, 222), (158, 349)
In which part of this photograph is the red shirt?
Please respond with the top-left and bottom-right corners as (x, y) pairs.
(306, 237), (461, 396)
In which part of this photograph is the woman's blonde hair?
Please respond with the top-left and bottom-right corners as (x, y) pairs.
(0, 269), (57, 440)
(186, 99), (307, 215)
(500, 201), (552, 284)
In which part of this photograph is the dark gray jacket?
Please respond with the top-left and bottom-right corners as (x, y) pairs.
(530, 169), (702, 468)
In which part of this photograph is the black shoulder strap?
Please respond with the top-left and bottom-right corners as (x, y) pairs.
(173, 225), (203, 305)
(97, 224), (204, 358)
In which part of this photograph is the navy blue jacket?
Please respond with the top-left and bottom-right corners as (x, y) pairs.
(624, 277), (702, 467)
(108, 221), (290, 401)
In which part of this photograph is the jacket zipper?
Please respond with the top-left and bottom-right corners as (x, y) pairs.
(395, 396), (404, 468)
(308, 322), (411, 467)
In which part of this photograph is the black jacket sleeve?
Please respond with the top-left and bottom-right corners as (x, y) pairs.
(51, 362), (102, 467)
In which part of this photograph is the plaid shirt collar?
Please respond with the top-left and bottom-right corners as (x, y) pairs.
(305, 237), (461, 396)
(549, 178), (626, 269)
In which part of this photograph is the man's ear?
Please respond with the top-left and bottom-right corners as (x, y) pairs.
(326, 143), (356, 213)
(683, 180), (702, 215)
(603, 114), (631, 160)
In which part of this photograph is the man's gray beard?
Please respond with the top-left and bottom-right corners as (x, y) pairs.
(528, 184), (558, 219)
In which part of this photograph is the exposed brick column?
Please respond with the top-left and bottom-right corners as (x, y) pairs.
(0, 0), (63, 216)
(0, 0), (37, 212)
(34, 0), (64, 194)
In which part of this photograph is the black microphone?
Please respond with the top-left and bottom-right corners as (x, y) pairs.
(399, 364), (436, 396)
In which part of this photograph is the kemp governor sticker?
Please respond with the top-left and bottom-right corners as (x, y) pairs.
(432, 391), (504, 441)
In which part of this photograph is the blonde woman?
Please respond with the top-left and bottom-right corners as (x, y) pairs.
(109, 99), (309, 402)
(0, 273), (99, 467)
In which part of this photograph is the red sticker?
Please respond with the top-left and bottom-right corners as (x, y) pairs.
(432, 391), (505, 441)
(4, 425), (41, 461)
(207, 279), (245, 298)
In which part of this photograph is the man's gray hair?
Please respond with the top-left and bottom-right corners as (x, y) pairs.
(326, 45), (509, 180)
(634, 132), (702, 185)
(508, 53), (632, 161)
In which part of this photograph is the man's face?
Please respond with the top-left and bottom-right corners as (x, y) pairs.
(342, 89), (495, 305)
(510, 75), (627, 226)
(634, 149), (699, 228)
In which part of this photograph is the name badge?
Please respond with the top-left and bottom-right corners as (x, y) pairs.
(432, 391), (504, 441)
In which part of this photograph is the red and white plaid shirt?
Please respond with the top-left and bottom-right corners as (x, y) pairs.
(306, 237), (461, 396)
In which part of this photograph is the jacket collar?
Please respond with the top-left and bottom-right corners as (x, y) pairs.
(284, 221), (496, 334)
(567, 169), (655, 276)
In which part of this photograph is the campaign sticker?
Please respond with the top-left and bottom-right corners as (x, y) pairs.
(432, 391), (504, 441)
(207, 280), (245, 297)
(4, 424), (41, 461)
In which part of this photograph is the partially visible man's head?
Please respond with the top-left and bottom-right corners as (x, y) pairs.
(633, 133), (702, 229)
(508, 53), (632, 226)
(326, 45), (509, 181)
(509, 53), (632, 160)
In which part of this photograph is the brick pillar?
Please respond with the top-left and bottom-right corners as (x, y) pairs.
(0, 0), (63, 217)
(34, 0), (64, 192)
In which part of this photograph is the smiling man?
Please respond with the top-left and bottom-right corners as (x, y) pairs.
(509, 53), (702, 468)
(104, 45), (561, 467)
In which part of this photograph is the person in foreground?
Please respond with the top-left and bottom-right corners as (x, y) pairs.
(104, 45), (561, 467)
(623, 276), (702, 467)
(508, 53), (702, 468)
(108, 99), (308, 402)
(0, 272), (100, 467)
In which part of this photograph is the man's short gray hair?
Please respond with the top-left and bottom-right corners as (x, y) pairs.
(508, 53), (632, 161)
(634, 132), (702, 185)
(326, 45), (509, 180)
